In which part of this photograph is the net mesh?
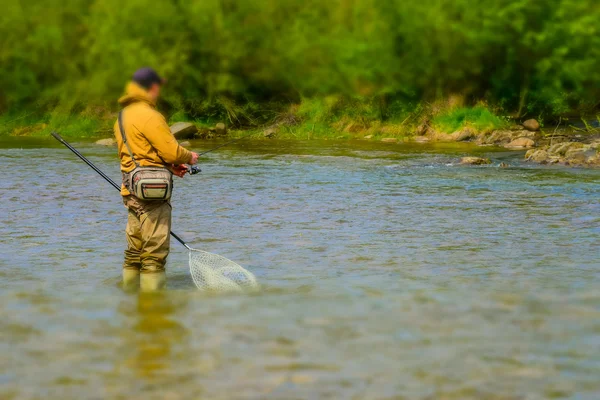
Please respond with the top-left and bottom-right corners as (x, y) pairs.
(189, 249), (259, 293)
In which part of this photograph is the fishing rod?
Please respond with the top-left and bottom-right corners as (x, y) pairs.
(51, 131), (190, 248)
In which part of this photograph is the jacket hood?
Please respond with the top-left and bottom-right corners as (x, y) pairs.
(118, 82), (156, 108)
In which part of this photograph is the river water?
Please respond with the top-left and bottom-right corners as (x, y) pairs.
(1, 138), (599, 399)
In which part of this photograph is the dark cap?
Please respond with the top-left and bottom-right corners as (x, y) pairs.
(132, 67), (165, 89)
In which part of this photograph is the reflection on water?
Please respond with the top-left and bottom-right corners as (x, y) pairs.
(1, 138), (599, 399)
(129, 293), (187, 378)
(114, 292), (196, 396)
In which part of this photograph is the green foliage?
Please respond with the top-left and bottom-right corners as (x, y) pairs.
(1, 0), (598, 128)
(432, 107), (508, 133)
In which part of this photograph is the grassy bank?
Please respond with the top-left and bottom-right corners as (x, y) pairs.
(0, 112), (114, 139)
(1, 96), (513, 141)
(4, 94), (598, 142)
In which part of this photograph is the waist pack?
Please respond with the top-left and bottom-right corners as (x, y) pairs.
(118, 111), (173, 200)
(124, 166), (173, 200)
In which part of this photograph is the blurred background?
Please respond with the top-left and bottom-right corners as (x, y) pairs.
(1, 0), (599, 136)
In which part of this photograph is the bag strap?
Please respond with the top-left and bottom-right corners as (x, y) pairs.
(118, 110), (140, 168)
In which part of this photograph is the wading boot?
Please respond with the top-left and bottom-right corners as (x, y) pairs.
(140, 271), (167, 292)
(122, 269), (140, 291)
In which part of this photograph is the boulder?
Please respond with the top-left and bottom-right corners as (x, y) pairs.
(481, 130), (513, 145)
(525, 149), (535, 159)
(381, 138), (398, 143)
(547, 156), (562, 164)
(215, 122), (227, 136)
(263, 127), (277, 138)
(460, 157), (491, 165)
(179, 141), (191, 147)
(513, 129), (536, 138)
(95, 138), (116, 146)
(526, 149), (549, 163)
(565, 150), (588, 164)
(548, 142), (584, 156)
(565, 146), (596, 164)
(413, 136), (430, 143)
(363, 135), (373, 139)
(587, 153), (600, 166)
(523, 119), (540, 131)
(505, 137), (535, 149)
(170, 122), (197, 140)
(453, 128), (477, 142)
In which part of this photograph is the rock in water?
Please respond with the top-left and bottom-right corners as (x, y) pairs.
(179, 141), (191, 147)
(523, 119), (540, 131)
(460, 157), (491, 165)
(95, 138), (116, 146)
(215, 123), (227, 136)
(526, 149), (549, 163)
(170, 122), (198, 140)
(381, 138), (398, 143)
(565, 149), (588, 164)
(505, 137), (535, 149)
(454, 128), (477, 142)
(480, 130), (513, 145)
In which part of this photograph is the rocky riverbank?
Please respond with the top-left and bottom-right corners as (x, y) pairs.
(411, 118), (600, 168)
(95, 117), (600, 168)
(524, 141), (600, 167)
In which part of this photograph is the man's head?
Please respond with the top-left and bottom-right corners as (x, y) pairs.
(132, 67), (165, 101)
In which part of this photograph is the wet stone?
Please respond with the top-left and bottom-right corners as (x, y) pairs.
(95, 138), (116, 146)
(460, 156), (491, 165)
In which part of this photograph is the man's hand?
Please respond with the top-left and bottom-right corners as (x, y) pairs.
(170, 164), (189, 178)
(189, 152), (199, 165)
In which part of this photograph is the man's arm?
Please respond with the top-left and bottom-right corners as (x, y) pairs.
(143, 113), (195, 165)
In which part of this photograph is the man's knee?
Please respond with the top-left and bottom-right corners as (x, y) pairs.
(124, 248), (142, 270)
(140, 244), (168, 272)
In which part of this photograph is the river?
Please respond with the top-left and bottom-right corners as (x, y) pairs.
(1, 138), (599, 399)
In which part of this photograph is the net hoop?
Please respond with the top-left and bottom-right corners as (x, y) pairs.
(188, 248), (259, 293)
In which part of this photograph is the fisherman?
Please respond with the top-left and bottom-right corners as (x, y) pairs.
(115, 67), (199, 290)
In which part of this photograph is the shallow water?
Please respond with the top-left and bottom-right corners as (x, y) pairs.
(1, 138), (599, 399)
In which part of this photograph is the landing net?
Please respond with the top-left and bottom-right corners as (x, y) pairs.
(189, 249), (259, 293)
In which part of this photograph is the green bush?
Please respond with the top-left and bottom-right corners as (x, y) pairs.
(1, 0), (598, 126)
(432, 107), (508, 133)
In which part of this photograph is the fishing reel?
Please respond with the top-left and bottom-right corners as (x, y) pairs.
(188, 165), (202, 175)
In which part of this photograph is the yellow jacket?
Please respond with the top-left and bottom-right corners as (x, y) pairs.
(114, 82), (192, 195)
